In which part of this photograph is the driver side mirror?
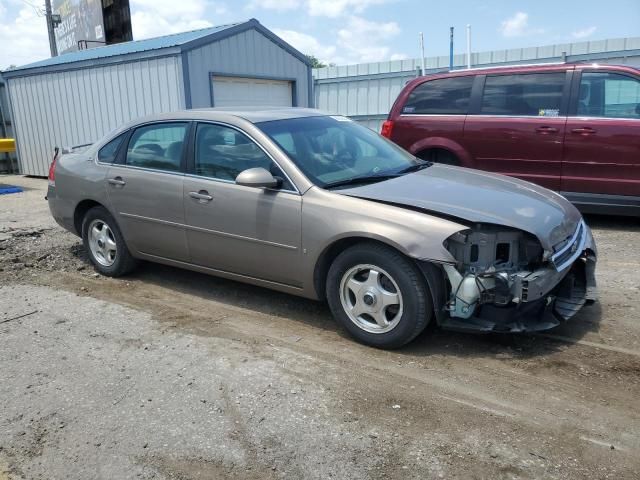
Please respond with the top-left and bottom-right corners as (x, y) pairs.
(235, 167), (281, 189)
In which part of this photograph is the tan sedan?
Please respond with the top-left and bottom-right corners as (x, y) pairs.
(47, 108), (597, 348)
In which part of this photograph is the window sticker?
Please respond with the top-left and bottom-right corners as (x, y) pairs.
(538, 108), (559, 117)
(330, 115), (352, 122)
(403, 106), (416, 113)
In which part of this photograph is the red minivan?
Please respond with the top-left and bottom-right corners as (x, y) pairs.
(382, 63), (640, 215)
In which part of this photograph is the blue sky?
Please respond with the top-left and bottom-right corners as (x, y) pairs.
(1, 0), (639, 69)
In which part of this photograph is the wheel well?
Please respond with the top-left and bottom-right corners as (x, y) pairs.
(73, 200), (103, 236)
(416, 147), (459, 165)
(313, 237), (436, 300)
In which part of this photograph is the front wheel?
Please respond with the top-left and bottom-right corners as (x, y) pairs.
(326, 242), (432, 349)
(82, 206), (138, 277)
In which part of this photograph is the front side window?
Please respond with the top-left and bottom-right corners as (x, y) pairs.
(577, 72), (640, 119)
(194, 123), (293, 190)
(402, 76), (474, 115)
(125, 123), (188, 172)
(481, 73), (565, 117)
(98, 133), (126, 164)
(258, 116), (421, 188)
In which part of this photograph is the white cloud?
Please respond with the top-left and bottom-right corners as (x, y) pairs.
(0, 0), (231, 68)
(572, 26), (597, 39)
(272, 16), (405, 65)
(130, 0), (226, 39)
(0, 1), (50, 69)
(499, 11), (544, 37)
(252, 0), (392, 17)
(336, 16), (403, 63)
(307, 0), (390, 17)
(273, 28), (336, 63)
(247, 0), (300, 11)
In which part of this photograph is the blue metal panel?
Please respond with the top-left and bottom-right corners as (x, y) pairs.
(187, 29), (311, 108)
(6, 22), (243, 73)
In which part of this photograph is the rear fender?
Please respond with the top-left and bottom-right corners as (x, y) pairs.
(408, 137), (473, 168)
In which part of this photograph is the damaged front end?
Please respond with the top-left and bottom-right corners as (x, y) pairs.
(438, 220), (597, 333)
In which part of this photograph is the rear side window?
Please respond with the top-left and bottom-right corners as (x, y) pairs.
(98, 134), (125, 163)
(125, 123), (188, 172)
(402, 76), (474, 114)
(577, 72), (640, 119)
(481, 73), (565, 117)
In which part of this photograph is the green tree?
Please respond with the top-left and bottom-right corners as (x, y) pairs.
(306, 55), (326, 69)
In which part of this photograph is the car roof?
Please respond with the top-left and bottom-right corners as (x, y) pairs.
(132, 107), (327, 125)
(412, 62), (639, 81)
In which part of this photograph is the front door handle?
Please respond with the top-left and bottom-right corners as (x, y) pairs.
(571, 127), (597, 136)
(108, 177), (126, 186)
(189, 190), (213, 202)
(535, 126), (558, 135)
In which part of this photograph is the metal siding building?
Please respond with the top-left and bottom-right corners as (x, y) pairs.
(3, 19), (312, 176)
(0, 74), (18, 173)
(314, 37), (640, 131)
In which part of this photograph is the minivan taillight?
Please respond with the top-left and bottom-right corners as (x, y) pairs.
(48, 147), (59, 187)
(380, 120), (394, 139)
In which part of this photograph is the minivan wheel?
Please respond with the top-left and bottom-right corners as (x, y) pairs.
(326, 242), (432, 349)
(419, 149), (459, 166)
(82, 206), (138, 277)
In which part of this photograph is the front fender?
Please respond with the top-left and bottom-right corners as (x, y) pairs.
(300, 187), (467, 297)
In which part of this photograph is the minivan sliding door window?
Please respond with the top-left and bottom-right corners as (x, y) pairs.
(481, 73), (565, 117)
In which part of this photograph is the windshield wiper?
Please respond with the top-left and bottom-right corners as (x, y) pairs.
(397, 160), (432, 174)
(323, 174), (400, 189)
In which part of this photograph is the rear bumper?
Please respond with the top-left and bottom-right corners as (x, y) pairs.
(441, 250), (597, 334)
(47, 185), (78, 235)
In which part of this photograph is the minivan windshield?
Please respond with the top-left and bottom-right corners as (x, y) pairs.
(257, 116), (425, 188)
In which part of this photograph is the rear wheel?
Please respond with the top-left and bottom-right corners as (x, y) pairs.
(326, 242), (432, 349)
(82, 206), (138, 277)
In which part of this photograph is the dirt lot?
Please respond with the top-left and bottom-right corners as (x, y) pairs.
(1, 175), (639, 479)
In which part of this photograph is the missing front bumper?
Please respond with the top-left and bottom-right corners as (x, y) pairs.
(439, 252), (597, 334)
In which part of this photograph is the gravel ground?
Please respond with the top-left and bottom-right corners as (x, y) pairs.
(1, 175), (639, 479)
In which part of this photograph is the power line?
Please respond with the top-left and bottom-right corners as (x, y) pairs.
(17, 0), (46, 17)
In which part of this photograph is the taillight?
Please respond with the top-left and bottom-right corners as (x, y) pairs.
(48, 148), (59, 186)
(380, 120), (394, 139)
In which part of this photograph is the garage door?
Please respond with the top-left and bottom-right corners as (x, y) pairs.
(212, 76), (293, 107)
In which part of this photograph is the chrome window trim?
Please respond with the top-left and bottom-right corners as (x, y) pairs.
(399, 113), (467, 117)
(98, 162), (186, 177)
(193, 120), (301, 195)
(551, 220), (587, 272)
(569, 115), (640, 121)
(183, 173), (299, 196)
(400, 114), (568, 119)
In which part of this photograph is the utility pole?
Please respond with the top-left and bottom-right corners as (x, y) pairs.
(449, 27), (454, 70)
(466, 24), (471, 69)
(45, 0), (59, 57)
(419, 32), (426, 76)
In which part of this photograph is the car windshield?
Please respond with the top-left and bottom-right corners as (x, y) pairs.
(256, 116), (424, 188)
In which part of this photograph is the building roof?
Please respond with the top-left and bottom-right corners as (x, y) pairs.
(3, 18), (310, 78)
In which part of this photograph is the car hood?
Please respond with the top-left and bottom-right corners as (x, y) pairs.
(336, 164), (582, 251)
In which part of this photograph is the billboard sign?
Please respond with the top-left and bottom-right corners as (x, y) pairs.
(53, 0), (105, 55)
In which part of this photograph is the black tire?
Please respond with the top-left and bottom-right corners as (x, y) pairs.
(419, 149), (459, 166)
(81, 206), (138, 277)
(326, 242), (432, 349)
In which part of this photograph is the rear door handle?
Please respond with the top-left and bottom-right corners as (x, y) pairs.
(535, 126), (558, 134)
(189, 190), (213, 202)
(571, 127), (597, 136)
(108, 177), (126, 186)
